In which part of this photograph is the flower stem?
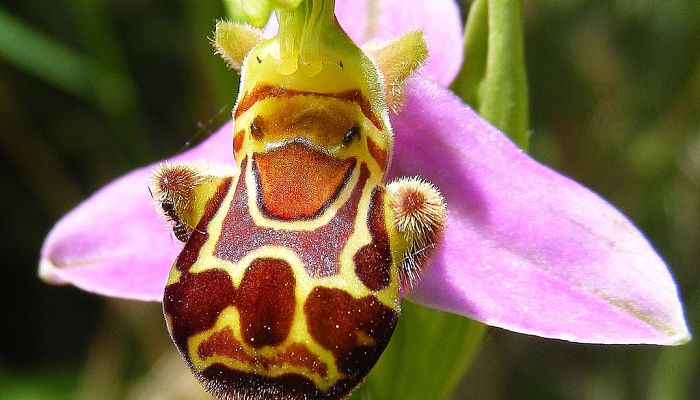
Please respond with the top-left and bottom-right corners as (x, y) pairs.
(453, 0), (530, 150)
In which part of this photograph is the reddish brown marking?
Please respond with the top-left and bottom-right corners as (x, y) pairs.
(198, 333), (329, 380)
(253, 142), (355, 220)
(236, 258), (296, 348)
(175, 177), (232, 272)
(235, 85), (286, 119)
(304, 287), (398, 377)
(367, 137), (388, 172)
(163, 269), (237, 351)
(354, 189), (392, 291)
(198, 327), (249, 362)
(400, 190), (426, 214)
(215, 162), (371, 277)
(334, 90), (383, 130)
(234, 85), (383, 130)
(251, 115), (265, 140)
(272, 343), (328, 378)
(199, 364), (331, 400)
(169, 258), (295, 352)
(233, 130), (245, 153)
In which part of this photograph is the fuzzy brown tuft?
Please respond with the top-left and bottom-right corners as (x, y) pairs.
(387, 177), (447, 288)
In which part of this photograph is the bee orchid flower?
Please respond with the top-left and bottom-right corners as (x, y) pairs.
(40, 0), (689, 380)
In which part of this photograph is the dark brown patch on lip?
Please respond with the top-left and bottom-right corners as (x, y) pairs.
(253, 142), (355, 220)
(197, 329), (328, 378)
(167, 258), (295, 351)
(215, 162), (371, 278)
(236, 258), (296, 348)
(233, 130), (245, 153)
(163, 268), (237, 351)
(274, 343), (328, 378)
(304, 287), (399, 378)
(198, 363), (362, 400)
(250, 115), (265, 140)
(234, 85), (383, 130)
(197, 326), (248, 362)
(198, 364), (327, 400)
(353, 188), (392, 291)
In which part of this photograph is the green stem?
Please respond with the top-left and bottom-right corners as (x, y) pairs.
(455, 0), (488, 109)
(452, 0), (530, 150)
(482, 0), (529, 149)
(0, 6), (160, 161)
(0, 7), (120, 104)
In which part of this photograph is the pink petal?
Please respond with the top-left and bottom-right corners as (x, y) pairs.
(39, 122), (235, 301)
(265, 0), (463, 86)
(391, 77), (691, 345)
(334, 0), (463, 86)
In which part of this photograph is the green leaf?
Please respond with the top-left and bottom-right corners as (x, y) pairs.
(0, 7), (132, 114)
(350, 301), (486, 400)
(0, 7), (92, 98)
(452, 0), (530, 150)
(453, 0), (488, 110)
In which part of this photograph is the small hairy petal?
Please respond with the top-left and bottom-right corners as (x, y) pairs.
(214, 20), (265, 70)
(39, 122), (235, 301)
(390, 77), (690, 345)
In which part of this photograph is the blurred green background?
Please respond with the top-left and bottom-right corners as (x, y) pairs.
(1, 0), (698, 399)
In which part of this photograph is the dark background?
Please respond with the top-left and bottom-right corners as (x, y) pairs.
(1, 1), (698, 399)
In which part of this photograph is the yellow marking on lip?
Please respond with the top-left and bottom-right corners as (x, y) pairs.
(188, 299), (345, 391)
(185, 240), (400, 383)
(337, 166), (400, 306)
(246, 96), (358, 148)
(195, 243), (397, 307)
(179, 138), (400, 308)
(166, 266), (182, 285)
(355, 331), (376, 347)
(235, 94), (392, 159)
(181, 171), (241, 277)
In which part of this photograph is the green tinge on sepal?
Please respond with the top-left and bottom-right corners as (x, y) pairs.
(452, 0), (530, 150)
(350, 302), (487, 400)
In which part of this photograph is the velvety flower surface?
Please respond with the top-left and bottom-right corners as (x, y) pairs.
(40, 0), (690, 345)
(391, 77), (689, 344)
